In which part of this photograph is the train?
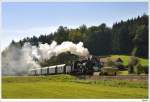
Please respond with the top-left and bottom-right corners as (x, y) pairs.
(28, 56), (101, 76)
(28, 56), (126, 76)
(29, 64), (73, 75)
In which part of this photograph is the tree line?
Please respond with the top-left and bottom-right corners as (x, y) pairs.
(9, 14), (148, 58)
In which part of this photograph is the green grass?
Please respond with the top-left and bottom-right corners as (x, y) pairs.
(117, 71), (129, 75)
(111, 55), (148, 66)
(2, 74), (148, 99)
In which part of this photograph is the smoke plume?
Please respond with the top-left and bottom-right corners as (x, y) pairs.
(2, 41), (89, 75)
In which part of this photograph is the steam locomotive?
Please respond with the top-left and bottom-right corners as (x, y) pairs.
(29, 56), (101, 75)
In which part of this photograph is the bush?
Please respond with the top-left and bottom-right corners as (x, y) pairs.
(106, 58), (115, 67)
(128, 56), (141, 74)
(135, 63), (143, 75)
(129, 56), (140, 66)
(143, 66), (149, 74)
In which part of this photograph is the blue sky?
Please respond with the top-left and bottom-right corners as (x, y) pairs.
(1, 2), (148, 50)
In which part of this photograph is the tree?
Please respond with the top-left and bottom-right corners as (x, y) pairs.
(86, 24), (111, 55)
(5, 14), (148, 59)
(54, 26), (69, 44)
(68, 29), (82, 43)
(118, 25), (132, 54)
(132, 25), (146, 57)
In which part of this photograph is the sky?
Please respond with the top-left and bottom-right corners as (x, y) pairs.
(1, 2), (148, 50)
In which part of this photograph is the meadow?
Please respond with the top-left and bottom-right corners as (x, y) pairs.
(2, 74), (148, 99)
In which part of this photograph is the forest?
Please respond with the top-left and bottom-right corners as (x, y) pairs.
(5, 14), (148, 66)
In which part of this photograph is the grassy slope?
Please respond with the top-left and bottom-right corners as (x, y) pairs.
(111, 55), (148, 66)
(2, 75), (148, 99)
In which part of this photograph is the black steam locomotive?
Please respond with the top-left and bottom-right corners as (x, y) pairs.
(29, 56), (101, 75)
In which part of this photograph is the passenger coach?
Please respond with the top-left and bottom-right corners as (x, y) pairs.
(29, 64), (72, 75)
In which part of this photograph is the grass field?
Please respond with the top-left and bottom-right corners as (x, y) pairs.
(111, 55), (148, 66)
(2, 74), (148, 99)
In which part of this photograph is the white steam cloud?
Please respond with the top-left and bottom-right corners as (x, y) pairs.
(2, 41), (89, 76)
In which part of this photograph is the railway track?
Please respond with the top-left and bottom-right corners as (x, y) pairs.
(78, 74), (148, 82)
